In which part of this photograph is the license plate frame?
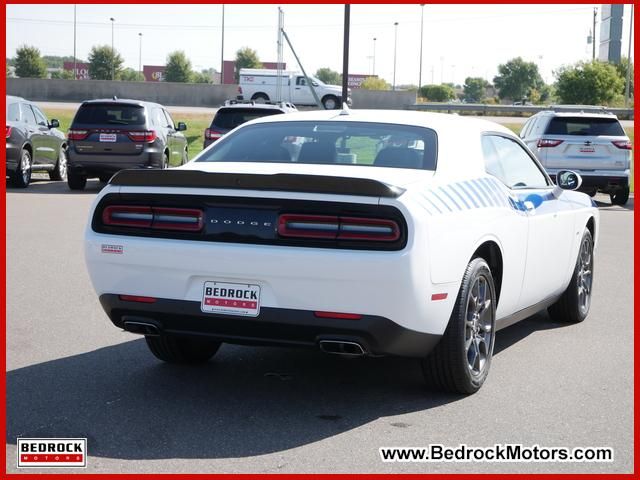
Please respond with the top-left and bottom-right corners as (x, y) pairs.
(201, 281), (261, 317)
(99, 133), (117, 143)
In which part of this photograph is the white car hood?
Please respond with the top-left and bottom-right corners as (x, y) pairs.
(178, 161), (434, 190)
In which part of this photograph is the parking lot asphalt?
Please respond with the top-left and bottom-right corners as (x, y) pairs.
(5, 178), (634, 473)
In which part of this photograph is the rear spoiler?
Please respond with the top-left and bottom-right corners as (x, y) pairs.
(109, 169), (405, 198)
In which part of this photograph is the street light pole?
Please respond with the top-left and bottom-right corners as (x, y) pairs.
(592, 7), (597, 60)
(220, 5), (225, 84)
(372, 37), (377, 76)
(418, 4), (425, 89)
(110, 17), (115, 80)
(393, 22), (398, 91)
(138, 33), (143, 80)
(624, 4), (634, 107)
(73, 5), (77, 79)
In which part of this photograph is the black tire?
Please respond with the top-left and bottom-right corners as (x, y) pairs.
(610, 186), (629, 206)
(12, 148), (32, 188)
(421, 258), (496, 394)
(548, 229), (594, 324)
(322, 95), (339, 110)
(251, 93), (269, 103)
(49, 146), (68, 181)
(145, 335), (221, 364)
(67, 171), (87, 190)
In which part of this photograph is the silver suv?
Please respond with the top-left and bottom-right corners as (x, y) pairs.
(520, 108), (631, 205)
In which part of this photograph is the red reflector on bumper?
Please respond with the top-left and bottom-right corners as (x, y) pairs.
(119, 295), (157, 303)
(314, 311), (362, 320)
(431, 293), (448, 301)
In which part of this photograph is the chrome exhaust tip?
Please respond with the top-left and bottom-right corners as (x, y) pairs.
(318, 340), (366, 356)
(123, 320), (161, 336)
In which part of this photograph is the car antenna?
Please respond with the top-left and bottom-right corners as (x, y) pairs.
(112, 95), (118, 100)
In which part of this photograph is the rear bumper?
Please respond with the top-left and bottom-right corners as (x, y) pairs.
(68, 151), (164, 177)
(99, 294), (441, 358)
(5, 143), (20, 173)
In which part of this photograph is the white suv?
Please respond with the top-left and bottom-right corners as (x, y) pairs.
(520, 108), (632, 205)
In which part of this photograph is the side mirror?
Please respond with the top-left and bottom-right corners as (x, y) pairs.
(49, 119), (60, 128)
(556, 170), (582, 191)
(176, 122), (187, 132)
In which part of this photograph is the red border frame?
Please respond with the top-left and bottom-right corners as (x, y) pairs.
(2, 2), (637, 478)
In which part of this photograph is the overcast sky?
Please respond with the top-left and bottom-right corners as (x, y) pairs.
(6, 4), (635, 86)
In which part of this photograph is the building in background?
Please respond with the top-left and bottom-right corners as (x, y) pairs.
(143, 65), (166, 82)
(598, 4), (624, 64)
(63, 61), (90, 79)
(347, 74), (376, 89)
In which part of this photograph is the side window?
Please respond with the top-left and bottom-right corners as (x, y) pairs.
(162, 109), (175, 129)
(32, 106), (48, 126)
(21, 104), (37, 125)
(151, 108), (166, 127)
(482, 135), (548, 189)
(296, 77), (306, 86)
(7, 103), (20, 122)
(520, 119), (531, 139)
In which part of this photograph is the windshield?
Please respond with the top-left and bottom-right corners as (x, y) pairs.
(545, 117), (625, 136)
(196, 121), (438, 170)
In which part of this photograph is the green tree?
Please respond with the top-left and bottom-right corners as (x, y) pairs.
(164, 51), (193, 83)
(192, 71), (212, 84)
(493, 57), (544, 102)
(360, 77), (391, 90)
(615, 57), (634, 96)
(14, 45), (47, 78)
(555, 60), (625, 105)
(463, 77), (489, 103)
(88, 45), (124, 80)
(419, 84), (456, 102)
(234, 47), (262, 82)
(119, 68), (144, 82)
(42, 55), (80, 69)
(315, 67), (342, 85)
(51, 69), (75, 80)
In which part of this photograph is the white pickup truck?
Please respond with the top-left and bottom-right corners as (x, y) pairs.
(237, 68), (350, 110)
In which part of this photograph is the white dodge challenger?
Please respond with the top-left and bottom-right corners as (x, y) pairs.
(85, 110), (598, 394)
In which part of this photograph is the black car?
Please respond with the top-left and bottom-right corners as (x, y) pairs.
(67, 98), (188, 190)
(6, 95), (67, 188)
(203, 100), (297, 149)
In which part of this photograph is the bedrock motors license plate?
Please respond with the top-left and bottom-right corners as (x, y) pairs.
(201, 281), (261, 317)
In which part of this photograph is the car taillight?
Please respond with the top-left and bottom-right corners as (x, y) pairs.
(68, 129), (89, 140)
(6, 125), (11, 139)
(205, 129), (223, 141)
(278, 214), (400, 241)
(612, 140), (632, 150)
(127, 130), (157, 143)
(314, 311), (362, 320)
(537, 139), (563, 148)
(103, 205), (203, 232)
(119, 295), (157, 303)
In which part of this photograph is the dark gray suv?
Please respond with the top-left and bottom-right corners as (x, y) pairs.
(67, 98), (188, 190)
(6, 95), (67, 188)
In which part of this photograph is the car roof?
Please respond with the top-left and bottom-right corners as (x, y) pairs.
(6, 95), (26, 103)
(541, 111), (619, 119)
(218, 100), (296, 111)
(80, 98), (163, 108)
(245, 108), (514, 136)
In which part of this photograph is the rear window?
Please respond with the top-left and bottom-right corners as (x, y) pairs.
(74, 103), (146, 126)
(212, 108), (284, 130)
(197, 121), (438, 170)
(545, 117), (625, 136)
